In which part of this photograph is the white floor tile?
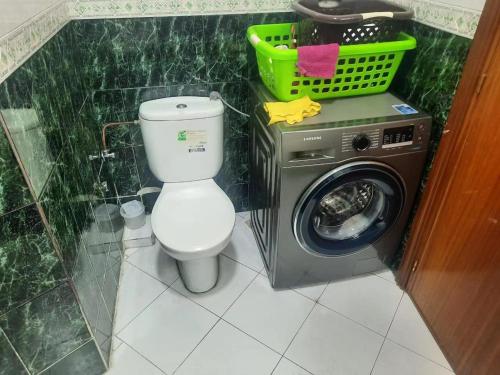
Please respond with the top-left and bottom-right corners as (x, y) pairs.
(293, 282), (329, 302)
(272, 358), (312, 375)
(237, 211), (251, 221)
(111, 336), (123, 352)
(224, 274), (315, 354)
(175, 320), (280, 375)
(118, 288), (218, 374)
(114, 262), (167, 332)
(171, 255), (257, 316)
(107, 341), (164, 375)
(373, 340), (454, 375)
(373, 267), (397, 284)
(124, 246), (141, 259)
(388, 294), (452, 369)
(126, 241), (179, 286)
(223, 215), (264, 272)
(319, 274), (403, 335)
(286, 304), (384, 375)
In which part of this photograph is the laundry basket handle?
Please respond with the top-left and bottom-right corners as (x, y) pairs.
(292, 2), (412, 24)
(249, 33), (261, 47)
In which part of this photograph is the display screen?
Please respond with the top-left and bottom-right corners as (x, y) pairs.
(382, 125), (414, 148)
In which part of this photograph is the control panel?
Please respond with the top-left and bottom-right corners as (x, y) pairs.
(341, 122), (428, 153)
(382, 125), (414, 148)
(341, 129), (380, 152)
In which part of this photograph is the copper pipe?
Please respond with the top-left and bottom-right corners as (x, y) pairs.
(101, 121), (136, 150)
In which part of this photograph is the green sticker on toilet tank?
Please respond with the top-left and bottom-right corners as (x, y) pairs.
(177, 130), (208, 153)
(177, 130), (187, 141)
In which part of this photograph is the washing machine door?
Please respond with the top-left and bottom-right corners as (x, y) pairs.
(293, 161), (406, 256)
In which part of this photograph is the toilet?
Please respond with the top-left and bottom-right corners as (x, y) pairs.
(139, 96), (235, 293)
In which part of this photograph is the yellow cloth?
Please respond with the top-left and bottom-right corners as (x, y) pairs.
(264, 96), (321, 125)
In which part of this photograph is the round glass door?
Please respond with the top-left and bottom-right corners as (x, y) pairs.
(293, 162), (405, 256)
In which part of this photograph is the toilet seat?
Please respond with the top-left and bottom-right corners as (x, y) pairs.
(152, 179), (235, 261)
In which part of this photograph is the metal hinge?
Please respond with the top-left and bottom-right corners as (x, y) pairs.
(411, 259), (419, 273)
(475, 73), (487, 96)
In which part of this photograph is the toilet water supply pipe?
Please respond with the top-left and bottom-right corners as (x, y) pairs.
(100, 92), (249, 150)
(101, 120), (139, 151)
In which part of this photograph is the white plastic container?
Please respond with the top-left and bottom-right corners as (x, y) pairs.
(95, 203), (123, 233)
(120, 200), (146, 230)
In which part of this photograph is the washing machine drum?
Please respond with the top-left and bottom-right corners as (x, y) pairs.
(294, 162), (405, 256)
(314, 181), (386, 241)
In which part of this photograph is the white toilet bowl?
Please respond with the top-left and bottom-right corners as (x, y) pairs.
(139, 95), (234, 293)
(151, 179), (235, 292)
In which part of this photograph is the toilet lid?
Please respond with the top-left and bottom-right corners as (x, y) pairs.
(152, 179), (235, 258)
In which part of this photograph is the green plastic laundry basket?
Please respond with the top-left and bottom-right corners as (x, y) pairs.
(247, 23), (416, 101)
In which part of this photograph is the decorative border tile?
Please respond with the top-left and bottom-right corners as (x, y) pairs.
(67, 0), (295, 18)
(389, 0), (481, 39)
(67, 0), (481, 39)
(0, 0), (69, 84)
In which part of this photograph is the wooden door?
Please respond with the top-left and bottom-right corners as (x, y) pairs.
(398, 1), (500, 374)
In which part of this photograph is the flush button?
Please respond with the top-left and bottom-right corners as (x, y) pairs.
(176, 103), (187, 109)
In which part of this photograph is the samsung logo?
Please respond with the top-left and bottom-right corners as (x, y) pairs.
(303, 136), (322, 141)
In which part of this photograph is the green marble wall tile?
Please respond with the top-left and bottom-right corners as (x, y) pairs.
(0, 126), (32, 216)
(40, 156), (83, 274)
(225, 183), (249, 212)
(204, 15), (251, 82)
(392, 22), (471, 150)
(157, 16), (206, 86)
(0, 204), (65, 314)
(72, 245), (115, 365)
(0, 329), (28, 375)
(0, 283), (91, 374)
(0, 22), (88, 199)
(41, 340), (105, 375)
(209, 82), (250, 139)
(215, 136), (249, 188)
(0, 104), (56, 197)
(70, 18), (163, 90)
(390, 22), (471, 268)
(134, 145), (161, 189)
(101, 146), (141, 197)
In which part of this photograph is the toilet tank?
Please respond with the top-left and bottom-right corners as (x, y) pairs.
(139, 96), (224, 182)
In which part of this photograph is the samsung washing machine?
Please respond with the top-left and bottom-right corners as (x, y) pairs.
(249, 83), (431, 289)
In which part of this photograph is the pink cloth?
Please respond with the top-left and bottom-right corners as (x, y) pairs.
(297, 43), (340, 78)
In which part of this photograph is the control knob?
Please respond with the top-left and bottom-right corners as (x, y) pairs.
(352, 134), (372, 151)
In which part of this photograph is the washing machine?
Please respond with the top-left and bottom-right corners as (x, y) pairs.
(249, 83), (431, 289)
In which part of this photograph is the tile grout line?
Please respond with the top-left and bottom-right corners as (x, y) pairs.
(388, 294), (454, 372)
(171, 318), (222, 375)
(274, 279), (331, 374)
(370, 271), (398, 285)
(220, 268), (261, 317)
(220, 253), (265, 273)
(271, 299), (318, 375)
(221, 318), (284, 357)
(314, 299), (387, 338)
(0, 327), (31, 374)
(369, 290), (405, 375)
(72, 238), (123, 367)
(384, 337), (455, 372)
(171, 270), (261, 374)
(0, 201), (39, 220)
(125, 257), (180, 289)
(38, 338), (93, 374)
(115, 340), (169, 375)
(380, 291), (456, 370)
(114, 283), (171, 337)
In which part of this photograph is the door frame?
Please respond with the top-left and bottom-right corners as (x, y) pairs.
(397, 0), (500, 288)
